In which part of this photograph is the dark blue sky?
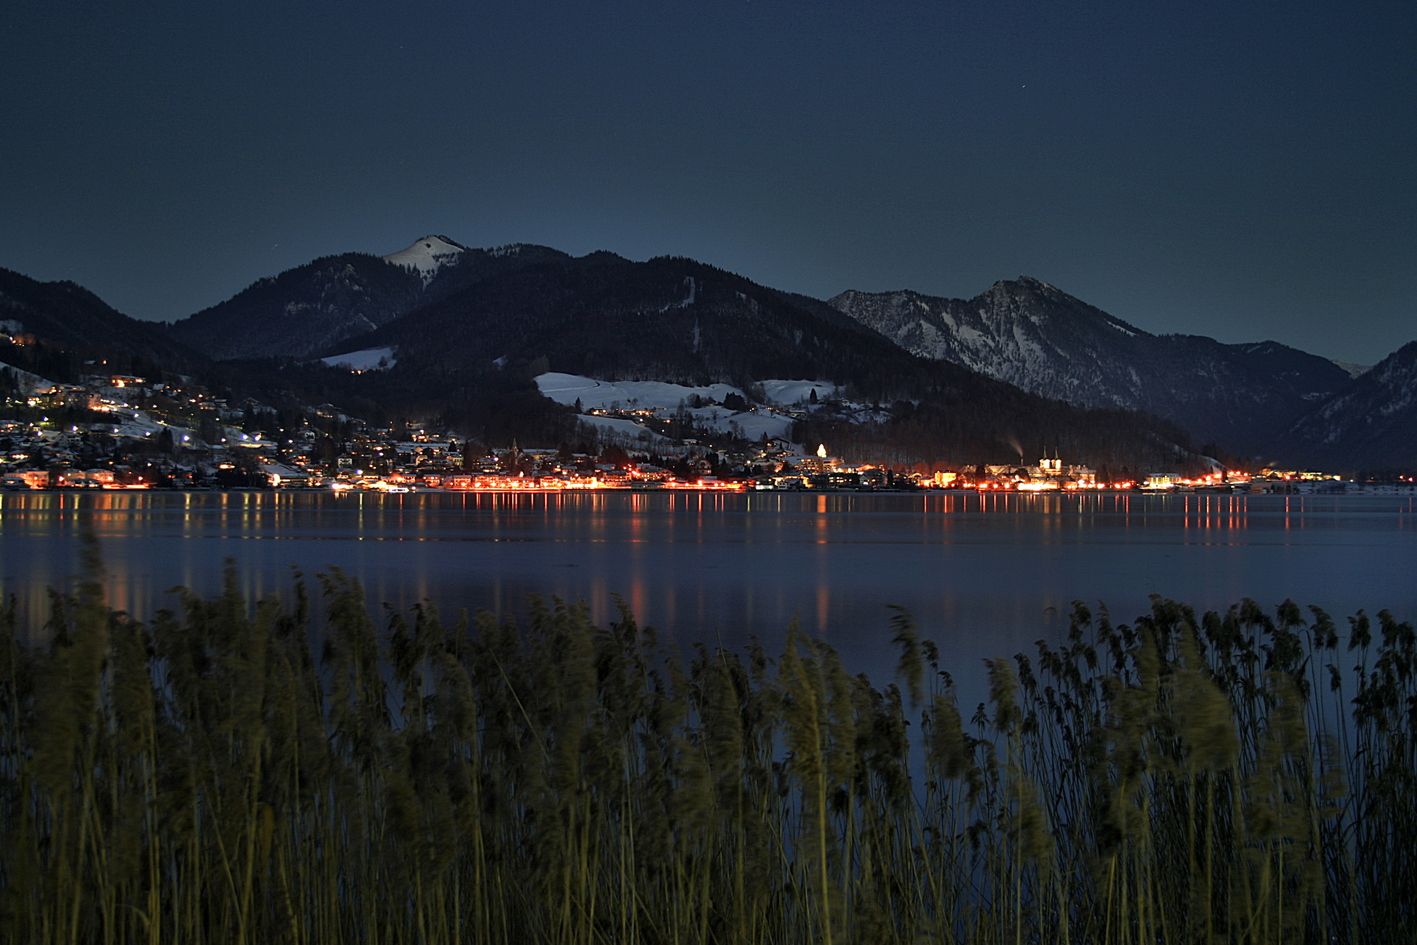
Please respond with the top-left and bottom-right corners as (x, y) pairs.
(3, 1), (1413, 364)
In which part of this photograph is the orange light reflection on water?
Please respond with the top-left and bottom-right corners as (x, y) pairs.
(5, 487), (1416, 647)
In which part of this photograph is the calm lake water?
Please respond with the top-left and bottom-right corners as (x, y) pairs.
(2, 489), (1414, 701)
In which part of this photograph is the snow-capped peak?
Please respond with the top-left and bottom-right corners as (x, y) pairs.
(382, 235), (467, 285)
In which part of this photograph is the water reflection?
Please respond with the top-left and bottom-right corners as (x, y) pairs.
(2, 491), (1414, 673)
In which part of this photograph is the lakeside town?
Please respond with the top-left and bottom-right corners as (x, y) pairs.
(4, 365), (1413, 496)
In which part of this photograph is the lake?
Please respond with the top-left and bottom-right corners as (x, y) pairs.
(2, 489), (1414, 704)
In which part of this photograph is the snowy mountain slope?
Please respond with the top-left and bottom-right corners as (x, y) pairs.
(1286, 341), (1417, 469)
(0, 359), (57, 396)
(573, 414), (677, 449)
(829, 279), (1353, 454)
(535, 374), (836, 415)
(759, 379), (839, 405)
(832, 278), (1149, 402)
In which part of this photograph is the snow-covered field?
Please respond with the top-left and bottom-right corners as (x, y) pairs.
(536, 373), (835, 410)
(759, 379), (837, 406)
(574, 415), (676, 449)
(321, 347), (397, 371)
(536, 373), (741, 411)
(535, 372), (819, 445)
(709, 408), (795, 442)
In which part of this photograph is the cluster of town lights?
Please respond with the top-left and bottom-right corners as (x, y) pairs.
(0, 467), (1376, 494)
(324, 473), (749, 493)
(4, 456), (1261, 494)
(312, 469), (1243, 494)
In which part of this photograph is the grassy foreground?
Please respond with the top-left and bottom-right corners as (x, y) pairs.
(1, 551), (1414, 944)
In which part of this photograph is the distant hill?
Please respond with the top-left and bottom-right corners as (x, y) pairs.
(829, 279), (1353, 456)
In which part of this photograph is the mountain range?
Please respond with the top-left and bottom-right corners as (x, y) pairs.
(4, 237), (1414, 471)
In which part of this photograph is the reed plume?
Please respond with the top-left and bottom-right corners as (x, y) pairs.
(1, 552), (1412, 944)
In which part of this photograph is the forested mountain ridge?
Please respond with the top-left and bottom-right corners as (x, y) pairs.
(166, 239), (572, 360)
(0, 266), (207, 381)
(339, 253), (929, 395)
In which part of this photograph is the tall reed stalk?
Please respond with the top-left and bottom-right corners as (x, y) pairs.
(1, 551), (1411, 944)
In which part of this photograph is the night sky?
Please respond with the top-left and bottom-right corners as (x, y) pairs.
(3, 1), (1413, 365)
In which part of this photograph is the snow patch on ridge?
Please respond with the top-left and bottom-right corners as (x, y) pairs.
(382, 235), (466, 285)
(0, 359), (55, 395)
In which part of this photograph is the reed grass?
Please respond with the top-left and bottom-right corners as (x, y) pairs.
(1, 552), (1412, 943)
